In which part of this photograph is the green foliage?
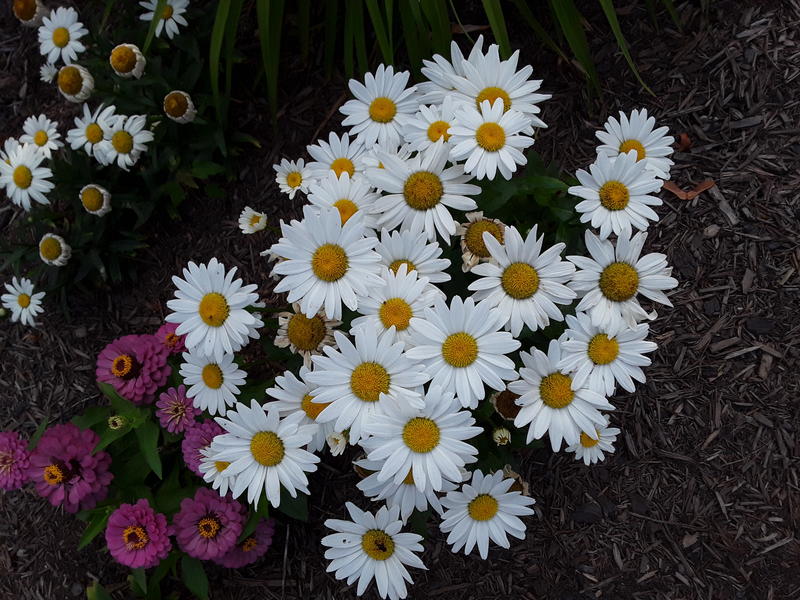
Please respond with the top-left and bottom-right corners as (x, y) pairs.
(180, 556), (210, 600)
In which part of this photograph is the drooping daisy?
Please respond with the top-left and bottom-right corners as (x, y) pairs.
(213, 518), (276, 568)
(322, 502), (426, 600)
(374, 227), (451, 284)
(39, 62), (57, 83)
(0, 143), (54, 211)
(449, 99), (534, 180)
(57, 64), (94, 103)
(96, 334), (171, 406)
(238, 206), (267, 234)
(468, 225), (576, 336)
(307, 132), (366, 180)
(308, 171), (379, 229)
(558, 312), (657, 396)
(269, 206), (383, 320)
(569, 151), (663, 239)
(66, 104), (117, 157)
(180, 350), (247, 416)
(163, 90), (196, 123)
(274, 302), (340, 367)
(13, 0), (48, 27)
(165, 257), (260, 362)
(274, 157), (313, 198)
(405, 296), (520, 409)
(105, 499), (172, 569)
(508, 339), (613, 451)
(307, 325), (430, 444)
(37, 7), (87, 64)
(440, 469), (535, 560)
(596, 108), (675, 179)
(339, 64), (419, 149)
(38, 233), (71, 267)
(455, 211), (506, 272)
(0, 431), (31, 491)
(173, 488), (245, 560)
(367, 140), (480, 241)
(565, 417), (620, 466)
(20, 114), (62, 159)
(209, 402), (320, 509)
(79, 183), (111, 216)
(109, 43), (146, 79)
(403, 95), (458, 152)
(139, 0), (189, 39)
(568, 230), (678, 331)
(96, 115), (154, 170)
(182, 419), (224, 477)
(156, 385), (200, 433)
(327, 431), (348, 456)
(2, 276), (45, 326)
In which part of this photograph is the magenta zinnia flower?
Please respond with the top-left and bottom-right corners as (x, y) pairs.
(96, 334), (171, 405)
(214, 518), (276, 568)
(28, 423), (113, 513)
(182, 419), (224, 477)
(105, 498), (171, 568)
(156, 385), (200, 433)
(173, 488), (246, 560)
(0, 431), (31, 491)
(155, 322), (187, 355)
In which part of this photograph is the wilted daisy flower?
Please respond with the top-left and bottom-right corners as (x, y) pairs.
(238, 206), (267, 234)
(198, 446), (235, 496)
(456, 211), (506, 272)
(163, 90), (196, 123)
(274, 158), (313, 198)
(0, 137), (20, 163)
(173, 488), (245, 560)
(214, 518), (276, 568)
(565, 417), (620, 466)
(374, 227), (451, 284)
(558, 312), (657, 396)
(327, 431), (347, 455)
(596, 108), (674, 179)
(406, 296), (521, 409)
(274, 302), (340, 367)
(403, 95), (458, 152)
(57, 64), (94, 102)
(269, 206), (383, 320)
(0, 143), (54, 211)
(38, 7), (87, 64)
(66, 104), (117, 157)
(568, 230), (678, 331)
(569, 151), (663, 238)
(20, 114), (62, 159)
(489, 388), (521, 422)
(492, 427), (511, 445)
(450, 98), (534, 180)
(109, 43), (146, 79)
(322, 502), (426, 600)
(79, 183), (111, 216)
(307, 326), (430, 444)
(38, 233), (71, 266)
(0, 431), (31, 491)
(156, 385), (200, 433)
(180, 351), (247, 417)
(508, 339), (613, 451)
(105, 499), (171, 569)
(367, 140), (480, 241)
(340, 64), (418, 149)
(440, 469), (535, 560)
(308, 171), (379, 228)
(468, 225), (576, 336)
(155, 321), (186, 355)
(166, 257), (260, 361)
(182, 418), (224, 477)
(13, 0), (48, 27)
(2, 277), (45, 326)
(307, 131), (366, 180)
(39, 62), (57, 83)
(210, 402), (320, 509)
(139, 0), (188, 39)
(96, 334), (171, 405)
(96, 115), (154, 170)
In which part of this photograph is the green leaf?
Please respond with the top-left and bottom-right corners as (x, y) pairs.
(135, 421), (163, 479)
(510, 0), (568, 60)
(181, 555), (209, 600)
(481, 0), (512, 58)
(237, 511), (264, 544)
(131, 568), (148, 594)
(86, 582), (114, 600)
(190, 161), (226, 178)
(548, 0), (600, 94)
(277, 488), (308, 521)
(27, 415), (50, 450)
(660, 0), (682, 30)
(142, 0), (167, 55)
(210, 0), (232, 125)
(78, 507), (111, 550)
(95, 423), (133, 453)
(597, 0), (653, 94)
(98, 381), (138, 415)
(365, 0), (393, 64)
(72, 406), (110, 430)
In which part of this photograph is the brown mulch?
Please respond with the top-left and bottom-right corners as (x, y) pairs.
(2, 1), (800, 599)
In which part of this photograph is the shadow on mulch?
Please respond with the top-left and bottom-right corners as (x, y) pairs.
(2, 0), (799, 599)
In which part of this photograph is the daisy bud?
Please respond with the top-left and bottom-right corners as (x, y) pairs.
(14, 0), (48, 27)
(108, 415), (127, 430)
(38, 233), (71, 267)
(80, 184), (111, 216)
(492, 427), (511, 446)
(109, 43), (146, 79)
(163, 90), (196, 124)
(326, 431), (347, 456)
(57, 64), (94, 103)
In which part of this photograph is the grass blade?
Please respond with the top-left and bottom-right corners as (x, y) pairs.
(256, 0), (285, 121)
(210, 0), (232, 126)
(343, 0), (356, 77)
(660, 0), (682, 30)
(547, 0), (600, 94)
(365, 0), (394, 64)
(324, 0), (338, 76)
(480, 0), (511, 58)
(510, 0), (567, 60)
(352, 0), (369, 73)
(142, 0), (167, 54)
(597, 0), (653, 94)
(398, 0), (426, 74)
(420, 0), (450, 56)
(223, 0), (245, 125)
(100, 0), (118, 31)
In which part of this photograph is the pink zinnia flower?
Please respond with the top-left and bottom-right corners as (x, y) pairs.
(214, 518), (276, 568)
(156, 385), (200, 433)
(105, 498), (171, 568)
(28, 423), (113, 513)
(96, 334), (171, 405)
(155, 322), (187, 355)
(173, 488), (245, 560)
(0, 431), (31, 491)
(182, 419), (224, 476)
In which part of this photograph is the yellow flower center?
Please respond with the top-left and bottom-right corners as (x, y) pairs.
(43, 464), (65, 485)
(112, 131), (134, 154)
(426, 120), (451, 142)
(241, 537), (258, 552)
(378, 297), (413, 331)
(441, 332), (478, 368)
(33, 130), (48, 146)
(12, 166), (32, 189)
(85, 123), (103, 144)
(333, 198), (359, 224)
(311, 243), (349, 282)
(476, 86), (511, 111)
(215, 460), (230, 472)
(164, 91), (188, 117)
(123, 525), (150, 550)
(463, 219), (503, 258)
(402, 469), (415, 485)
(250, 431), (285, 466)
(388, 259), (416, 275)
(330, 157), (355, 178)
(162, 5), (174, 19)
(475, 122), (506, 152)
(111, 354), (134, 378)
(619, 139), (646, 161)
(286, 313), (327, 351)
(301, 393), (329, 420)
(13, 0), (37, 20)
(52, 27), (70, 48)
(368, 97), (397, 123)
(580, 431), (600, 448)
(539, 373), (574, 409)
(402, 417), (440, 453)
(58, 66), (82, 95)
(81, 187), (104, 212)
(467, 494), (499, 521)
(501, 262), (539, 299)
(361, 529), (395, 560)
(587, 334), (619, 365)
(249, 214), (263, 227)
(201, 364), (224, 389)
(39, 237), (62, 261)
(350, 362), (390, 402)
(198, 292), (230, 327)
(598, 180), (630, 211)
(164, 332), (180, 348)
(17, 293), (31, 308)
(110, 45), (137, 73)
(197, 516), (221, 539)
(286, 171), (302, 188)
(599, 262), (639, 302)
(403, 171), (443, 210)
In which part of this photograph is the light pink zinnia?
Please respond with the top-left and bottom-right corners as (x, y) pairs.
(156, 385), (199, 433)
(173, 488), (246, 560)
(96, 334), (171, 405)
(105, 498), (172, 568)
(0, 431), (31, 491)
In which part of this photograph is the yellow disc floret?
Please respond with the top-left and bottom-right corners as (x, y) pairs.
(81, 187), (104, 212)
(467, 494), (499, 521)
(12, 166), (32, 189)
(286, 171), (302, 188)
(402, 417), (441, 453)
(426, 120), (451, 142)
(58, 66), (82, 95)
(111, 354), (134, 378)
(598, 180), (630, 211)
(350, 362), (390, 402)
(33, 130), (48, 146)
(599, 262), (639, 302)
(378, 298), (413, 331)
(388, 259), (416, 275)
(441, 332), (478, 368)
(39, 236), (62, 261)
(201, 364), (224, 389)
(286, 313), (326, 351)
(580, 431), (600, 448)
(619, 139), (646, 161)
(85, 123), (103, 144)
(476, 86), (511, 111)
(368, 97), (397, 123)
(250, 431), (285, 466)
(501, 263), (539, 299)
(164, 91), (188, 117)
(122, 525), (149, 550)
(464, 219), (504, 258)
(539, 373), (574, 409)
(215, 461), (230, 472)
(52, 27), (70, 48)
(17, 293), (31, 308)
(330, 157), (355, 178)
(475, 122), (506, 152)
(198, 292), (230, 327)
(333, 198), (359, 224)
(43, 464), (65, 485)
(197, 516), (221, 539)
(301, 394), (330, 420)
(361, 529), (395, 560)
(110, 45), (137, 73)
(311, 243), (349, 282)
(112, 131), (134, 154)
(403, 171), (443, 210)
(587, 334), (619, 365)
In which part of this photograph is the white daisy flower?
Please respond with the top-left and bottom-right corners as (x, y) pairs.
(0, 143), (54, 211)
(306, 325), (430, 444)
(440, 469), (536, 560)
(449, 99), (534, 180)
(468, 224), (576, 336)
(66, 104), (117, 157)
(405, 296), (521, 409)
(56, 64), (94, 103)
(417, 36), (484, 105)
(596, 108), (675, 179)
(274, 157), (313, 199)
(139, 0), (188, 39)
(306, 131), (366, 180)
(1, 277), (45, 326)
(109, 43), (146, 79)
(326, 431), (348, 456)
(455, 211), (506, 272)
(39, 62), (57, 83)
(403, 95), (458, 153)
(96, 115), (154, 171)
(322, 502), (426, 600)
(568, 230), (678, 331)
(180, 350), (247, 416)
(269, 206), (383, 321)
(38, 233), (71, 267)
(198, 447), (235, 496)
(210, 402), (320, 509)
(13, 0), (48, 27)
(367, 140), (480, 242)
(1, 138), (21, 164)
(361, 142), (413, 176)
(569, 151), (663, 239)
(20, 114), (62, 159)
(558, 311), (657, 396)
(79, 184), (111, 216)
(307, 171), (379, 228)
(274, 302), (340, 368)
(163, 90), (196, 124)
(565, 417), (621, 466)
(238, 206), (267, 234)
(340, 64), (419, 149)
(37, 6), (87, 65)
(374, 227), (451, 284)
(508, 339), (614, 451)
(166, 257), (261, 362)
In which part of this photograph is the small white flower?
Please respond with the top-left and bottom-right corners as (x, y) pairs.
(38, 6), (88, 65)
(273, 157), (314, 199)
(180, 350), (247, 417)
(139, 0), (188, 39)
(39, 62), (57, 83)
(596, 108), (674, 179)
(198, 446), (235, 496)
(403, 95), (459, 153)
(374, 227), (451, 284)
(96, 114), (154, 170)
(565, 417), (621, 466)
(38, 233), (71, 267)
(326, 431), (348, 456)
(0, 143), (54, 211)
(0, 138), (21, 164)
(417, 36), (484, 104)
(1, 277), (45, 326)
(274, 302), (340, 368)
(79, 184), (111, 216)
(492, 428), (511, 446)
(455, 211), (506, 272)
(307, 171), (379, 229)
(66, 104), (117, 158)
(20, 114), (62, 159)
(238, 206), (267, 234)
(306, 132), (366, 180)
